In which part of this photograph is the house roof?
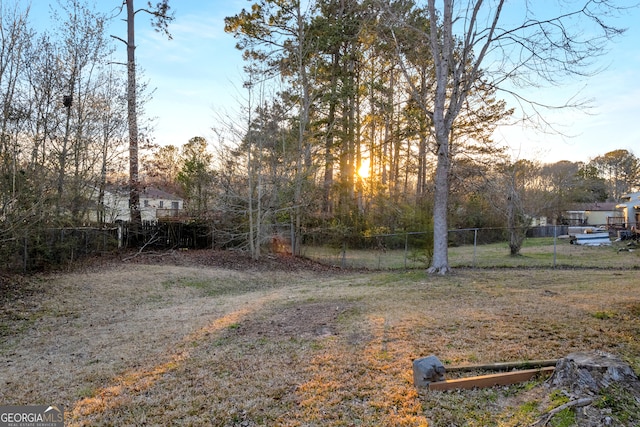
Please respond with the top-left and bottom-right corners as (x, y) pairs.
(620, 191), (640, 201)
(567, 202), (619, 212)
(141, 187), (182, 201)
(105, 185), (182, 201)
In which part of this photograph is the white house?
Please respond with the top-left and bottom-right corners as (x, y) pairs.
(616, 191), (640, 230)
(140, 187), (184, 221)
(563, 202), (620, 227)
(89, 187), (184, 223)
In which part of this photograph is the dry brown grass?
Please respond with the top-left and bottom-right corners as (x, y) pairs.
(1, 252), (639, 426)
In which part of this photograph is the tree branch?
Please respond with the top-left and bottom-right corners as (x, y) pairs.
(110, 34), (127, 45)
(530, 397), (594, 426)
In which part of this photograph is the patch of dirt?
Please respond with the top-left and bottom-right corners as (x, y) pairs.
(231, 301), (358, 340)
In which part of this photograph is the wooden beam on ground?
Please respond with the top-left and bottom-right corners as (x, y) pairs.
(445, 359), (558, 373)
(428, 367), (555, 391)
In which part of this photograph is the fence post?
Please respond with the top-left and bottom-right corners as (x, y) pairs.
(553, 225), (557, 268)
(341, 240), (346, 268)
(23, 234), (28, 272)
(473, 228), (478, 267)
(290, 216), (296, 255)
(404, 233), (408, 269)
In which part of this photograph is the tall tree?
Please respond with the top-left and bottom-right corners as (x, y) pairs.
(383, 0), (626, 274)
(93, 66), (128, 225)
(225, 0), (320, 256)
(590, 149), (639, 201)
(311, 0), (365, 218)
(112, 0), (173, 236)
(49, 0), (116, 222)
(143, 144), (182, 192)
(177, 137), (213, 216)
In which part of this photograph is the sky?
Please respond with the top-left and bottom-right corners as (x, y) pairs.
(30, 0), (640, 164)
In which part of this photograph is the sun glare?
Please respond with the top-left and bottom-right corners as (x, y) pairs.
(358, 159), (370, 179)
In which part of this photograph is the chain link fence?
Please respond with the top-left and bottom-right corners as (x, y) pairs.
(5, 223), (637, 272)
(2, 227), (119, 272)
(300, 226), (640, 269)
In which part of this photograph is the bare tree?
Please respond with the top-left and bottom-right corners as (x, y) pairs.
(0, 1), (31, 216)
(225, 0), (319, 256)
(48, 0), (118, 222)
(383, 0), (627, 274)
(498, 159), (551, 256)
(94, 66), (128, 225)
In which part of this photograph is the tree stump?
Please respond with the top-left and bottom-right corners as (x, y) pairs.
(533, 351), (640, 426)
(549, 350), (640, 395)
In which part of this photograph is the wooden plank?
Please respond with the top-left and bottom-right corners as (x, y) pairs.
(445, 359), (558, 373)
(428, 367), (555, 391)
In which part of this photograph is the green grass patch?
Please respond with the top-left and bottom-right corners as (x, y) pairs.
(595, 385), (640, 424)
(592, 310), (617, 320)
(549, 408), (576, 427)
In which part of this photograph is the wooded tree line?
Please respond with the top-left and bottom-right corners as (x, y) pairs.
(2, 0), (637, 270)
(140, 0), (638, 262)
(147, 139), (639, 255)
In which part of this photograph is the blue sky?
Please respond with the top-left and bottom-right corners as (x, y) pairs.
(112, 0), (248, 147)
(494, 1), (640, 163)
(31, 0), (640, 163)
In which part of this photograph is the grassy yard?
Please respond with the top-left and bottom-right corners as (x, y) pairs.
(302, 237), (640, 269)
(1, 253), (639, 426)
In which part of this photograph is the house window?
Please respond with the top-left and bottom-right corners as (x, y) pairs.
(159, 201), (164, 208)
(143, 200), (149, 207)
(171, 201), (179, 210)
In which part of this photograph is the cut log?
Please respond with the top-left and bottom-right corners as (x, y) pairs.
(429, 367), (555, 391)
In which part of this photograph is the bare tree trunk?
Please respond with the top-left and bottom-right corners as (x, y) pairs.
(428, 130), (451, 274)
(247, 135), (255, 258)
(57, 80), (74, 215)
(506, 177), (526, 256)
(323, 51), (340, 215)
(98, 106), (110, 225)
(425, 0), (455, 274)
(255, 161), (262, 259)
(126, 0), (142, 234)
(292, 3), (310, 257)
(416, 70), (429, 202)
(245, 78), (257, 259)
(506, 194), (520, 255)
